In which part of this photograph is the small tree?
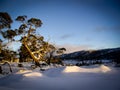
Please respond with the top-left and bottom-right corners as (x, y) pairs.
(45, 47), (66, 65)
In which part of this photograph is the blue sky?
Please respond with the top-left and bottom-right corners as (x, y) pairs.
(0, 0), (120, 53)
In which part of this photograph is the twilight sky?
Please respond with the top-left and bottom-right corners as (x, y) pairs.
(0, 0), (120, 53)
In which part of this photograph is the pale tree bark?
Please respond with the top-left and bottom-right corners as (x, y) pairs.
(22, 36), (41, 67)
(21, 30), (48, 67)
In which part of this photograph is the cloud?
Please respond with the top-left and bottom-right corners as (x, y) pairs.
(59, 34), (73, 40)
(56, 44), (92, 53)
(95, 25), (120, 32)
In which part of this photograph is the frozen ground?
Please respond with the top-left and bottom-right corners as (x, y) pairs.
(0, 64), (120, 90)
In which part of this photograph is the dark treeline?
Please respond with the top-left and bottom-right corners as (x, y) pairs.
(60, 47), (120, 65)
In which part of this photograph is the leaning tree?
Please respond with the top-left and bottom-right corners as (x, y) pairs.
(0, 12), (65, 68)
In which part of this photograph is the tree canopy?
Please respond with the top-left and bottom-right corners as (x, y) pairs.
(0, 12), (66, 66)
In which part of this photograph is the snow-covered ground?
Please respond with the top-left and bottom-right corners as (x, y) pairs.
(0, 63), (120, 90)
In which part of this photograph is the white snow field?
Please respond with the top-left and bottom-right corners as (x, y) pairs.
(0, 64), (120, 90)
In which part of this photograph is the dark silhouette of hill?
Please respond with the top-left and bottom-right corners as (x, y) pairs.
(60, 47), (120, 64)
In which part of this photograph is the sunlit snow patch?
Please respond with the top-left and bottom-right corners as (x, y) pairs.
(17, 70), (43, 77)
(99, 65), (111, 73)
(23, 72), (43, 77)
(18, 70), (32, 74)
(63, 65), (111, 73)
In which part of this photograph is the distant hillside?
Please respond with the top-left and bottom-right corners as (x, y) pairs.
(60, 47), (120, 61)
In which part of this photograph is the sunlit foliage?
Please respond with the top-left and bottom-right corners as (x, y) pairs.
(0, 12), (66, 67)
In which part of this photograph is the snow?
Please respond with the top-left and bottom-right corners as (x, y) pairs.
(0, 64), (120, 90)
(18, 70), (43, 77)
(63, 65), (111, 73)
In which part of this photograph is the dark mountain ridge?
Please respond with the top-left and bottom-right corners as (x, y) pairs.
(60, 47), (120, 62)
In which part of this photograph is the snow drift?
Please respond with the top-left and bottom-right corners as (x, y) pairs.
(63, 65), (111, 73)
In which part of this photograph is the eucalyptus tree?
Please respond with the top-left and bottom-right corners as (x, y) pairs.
(0, 12), (65, 68)
(15, 15), (56, 67)
(0, 12), (17, 62)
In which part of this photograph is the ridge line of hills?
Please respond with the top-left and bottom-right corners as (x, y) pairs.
(60, 47), (120, 61)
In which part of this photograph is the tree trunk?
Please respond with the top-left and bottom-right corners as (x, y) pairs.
(0, 66), (2, 74)
(22, 30), (43, 67)
(1, 62), (12, 74)
(23, 43), (40, 67)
